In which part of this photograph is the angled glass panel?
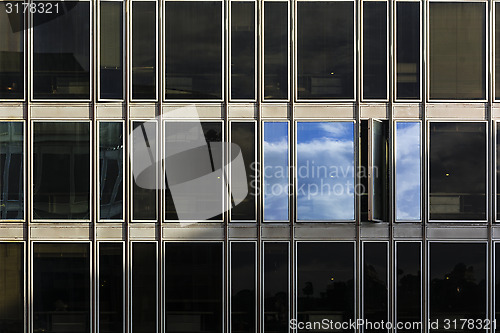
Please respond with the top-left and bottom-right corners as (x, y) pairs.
(33, 243), (90, 333)
(396, 122), (421, 221)
(429, 122), (486, 221)
(0, 122), (23, 220)
(371, 120), (389, 221)
(231, 1), (255, 100)
(263, 122), (289, 221)
(0, 1), (24, 99)
(99, 122), (124, 220)
(132, 1), (156, 100)
(165, 1), (222, 100)
(396, 2), (420, 100)
(363, 2), (387, 100)
(429, 3), (486, 100)
(100, 1), (123, 100)
(33, 1), (90, 100)
(396, 242), (421, 333)
(165, 242), (223, 333)
(231, 242), (256, 333)
(297, 242), (355, 333)
(429, 243), (486, 333)
(132, 243), (156, 333)
(297, 2), (354, 100)
(33, 122), (90, 220)
(296, 122), (355, 221)
(99, 243), (123, 333)
(363, 242), (388, 333)
(0, 242), (23, 333)
(264, 1), (288, 100)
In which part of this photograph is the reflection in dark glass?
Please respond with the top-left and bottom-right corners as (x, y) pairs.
(231, 242), (256, 333)
(33, 122), (90, 220)
(363, 242), (388, 333)
(297, 2), (354, 99)
(33, 1), (90, 99)
(264, 242), (289, 333)
(231, 122), (255, 221)
(231, 2), (255, 100)
(297, 242), (355, 333)
(498, 123), (500, 220)
(0, 122), (23, 219)
(132, 243), (156, 333)
(396, 123), (421, 221)
(165, 242), (223, 333)
(132, 1), (156, 100)
(165, 122), (223, 221)
(363, 2), (387, 100)
(0, 242), (23, 333)
(429, 3), (486, 100)
(99, 243), (123, 333)
(396, 2), (420, 100)
(496, 243), (500, 326)
(429, 243), (486, 333)
(371, 120), (389, 221)
(100, 1), (123, 100)
(0, 2), (24, 99)
(297, 122), (355, 221)
(429, 122), (486, 220)
(396, 242), (421, 333)
(263, 122), (289, 221)
(33, 243), (90, 333)
(99, 122), (123, 220)
(360, 120), (369, 222)
(264, 2), (288, 100)
(165, 2), (222, 100)
(496, 6), (500, 100)
(132, 122), (156, 221)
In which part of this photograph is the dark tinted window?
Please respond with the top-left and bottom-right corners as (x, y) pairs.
(33, 1), (90, 100)
(33, 243), (90, 333)
(495, 243), (500, 327)
(371, 120), (389, 221)
(165, 1), (222, 100)
(0, 122), (23, 219)
(496, 5), (500, 100)
(33, 122), (90, 220)
(0, 242), (23, 333)
(297, 2), (354, 100)
(497, 123), (500, 220)
(429, 122), (486, 220)
(165, 242), (223, 333)
(363, 242), (388, 333)
(396, 242), (421, 333)
(100, 1), (123, 100)
(132, 242), (156, 333)
(231, 242), (256, 333)
(99, 243), (123, 333)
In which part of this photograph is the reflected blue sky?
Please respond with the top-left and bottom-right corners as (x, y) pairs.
(396, 122), (421, 221)
(263, 122), (289, 221)
(297, 122), (354, 221)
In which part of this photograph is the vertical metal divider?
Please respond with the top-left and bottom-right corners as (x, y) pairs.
(224, 0), (230, 332)
(93, 1), (98, 332)
(356, 0), (362, 329)
(125, 0), (131, 331)
(421, 0), (427, 330)
(158, 0), (164, 332)
(489, 0), (495, 330)
(26, 2), (31, 332)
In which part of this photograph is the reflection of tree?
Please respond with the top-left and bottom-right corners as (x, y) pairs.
(364, 265), (387, 325)
(232, 289), (255, 333)
(298, 279), (355, 319)
(397, 268), (421, 315)
(264, 291), (288, 332)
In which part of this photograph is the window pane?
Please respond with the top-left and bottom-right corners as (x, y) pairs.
(496, 5), (500, 100)
(429, 243), (486, 333)
(132, 1), (156, 100)
(132, 243), (156, 333)
(429, 122), (486, 220)
(396, 242), (421, 333)
(231, 2), (255, 100)
(0, 242), (23, 333)
(297, 242), (355, 333)
(396, 2), (420, 100)
(33, 1), (90, 100)
(132, 122), (157, 220)
(231, 242), (256, 333)
(297, 122), (355, 221)
(33, 122), (90, 220)
(99, 243), (123, 333)
(99, 122), (124, 220)
(165, 242), (223, 333)
(100, 1), (123, 100)
(495, 243), (500, 327)
(33, 243), (90, 333)
(0, 122), (23, 219)
(263, 122), (289, 221)
(231, 122), (255, 221)
(363, 2), (387, 100)
(264, 2), (288, 100)
(371, 120), (389, 221)
(165, 1), (222, 100)
(363, 242), (388, 333)
(498, 123), (500, 221)
(0, 2), (24, 99)
(396, 122), (421, 221)
(297, 2), (354, 100)
(263, 242), (289, 333)
(429, 3), (485, 100)
(165, 122), (223, 221)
